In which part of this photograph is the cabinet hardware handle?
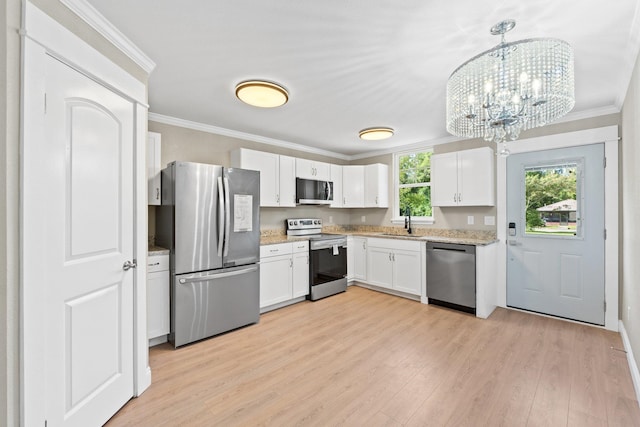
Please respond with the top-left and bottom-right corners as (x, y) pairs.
(156, 187), (160, 200)
(458, 193), (462, 202)
(343, 197), (346, 205)
(375, 196), (378, 204)
(270, 249), (278, 252)
(290, 259), (293, 268)
(148, 262), (160, 266)
(277, 194), (280, 203)
(393, 253), (395, 261)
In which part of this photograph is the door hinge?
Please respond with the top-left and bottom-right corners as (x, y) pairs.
(603, 157), (607, 168)
(604, 229), (607, 240)
(604, 301), (607, 312)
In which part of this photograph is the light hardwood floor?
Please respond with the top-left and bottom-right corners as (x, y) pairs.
(107, 286), (640, 426)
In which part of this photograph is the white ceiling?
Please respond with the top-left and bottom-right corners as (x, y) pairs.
(83, 0), (640, 159)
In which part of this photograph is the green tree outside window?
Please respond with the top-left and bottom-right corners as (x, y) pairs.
(398, 151), (432, 217)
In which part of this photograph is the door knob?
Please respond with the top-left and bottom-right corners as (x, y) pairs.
(123, 260), (137, 271)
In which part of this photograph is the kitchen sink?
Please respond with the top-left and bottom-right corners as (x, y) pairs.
(378, 233), (424, 238)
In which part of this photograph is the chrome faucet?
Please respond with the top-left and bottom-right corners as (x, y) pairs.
(404, 207), (412, 234)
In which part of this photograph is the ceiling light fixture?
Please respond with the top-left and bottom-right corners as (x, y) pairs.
(235, 80), (289, 108)
(359, 127), (394, 141)
(446, 19), (575, 155)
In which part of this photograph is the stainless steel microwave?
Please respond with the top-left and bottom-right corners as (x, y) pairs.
(296, 178), (333, 205)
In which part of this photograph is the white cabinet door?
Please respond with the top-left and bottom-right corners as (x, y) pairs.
(296, 158), (331, 181)
(393, 248), (422, 295)
(431, 147), (495, 207)
(279, 154), (297, 207)
(458, 147), (495, 206)
(346, 236), (354, 281)
(367, 245), (394, 289)
(330, 164), (343, 208)
(431, 151), (459, 207)
(259, 254), (293, 308)
(292, 251), (309, 298)
(147, 132), (161, 205)
(352, 237), (367, 281)
(342, 165), (365, 207)
(364, 163), (389, 208)
(147, 270), (169, 340)
(231, 148), (280, 207)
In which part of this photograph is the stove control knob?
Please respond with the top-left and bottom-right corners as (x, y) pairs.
(294, 221), (298, 226)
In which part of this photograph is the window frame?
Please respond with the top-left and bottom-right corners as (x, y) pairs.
(392, 148), (435, 225)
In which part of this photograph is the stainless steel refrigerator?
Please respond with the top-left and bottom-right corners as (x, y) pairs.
(156, 161), (260, 347)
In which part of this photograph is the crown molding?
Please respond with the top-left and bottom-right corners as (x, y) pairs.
(553, 105), (620, 124)
(348, 135), (462, 160)
(148, 113), (351, 161)
(60, 0), (156, 74)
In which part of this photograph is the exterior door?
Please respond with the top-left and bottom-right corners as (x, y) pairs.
(42, 55), (135, 425)
(506, 144), (605, 325)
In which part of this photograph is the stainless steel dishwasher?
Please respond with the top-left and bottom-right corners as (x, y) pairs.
(426, 242), (476, 314)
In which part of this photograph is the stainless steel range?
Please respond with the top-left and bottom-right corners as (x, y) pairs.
(286, 218), (347, 301)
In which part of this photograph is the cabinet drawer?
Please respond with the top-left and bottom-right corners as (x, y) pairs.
(260, 242), (293, 258)
(147, 254), (169, 273)
(292, 240), (309, 253)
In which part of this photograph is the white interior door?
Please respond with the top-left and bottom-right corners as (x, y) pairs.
(506, 144), (605, 325)
(41, 55), (135, 425)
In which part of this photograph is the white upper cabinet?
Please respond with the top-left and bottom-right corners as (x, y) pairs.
(330, 164), (343, 208)
(231, 148), (295, 207)
(364, 163), (389, 208)
(342, 165), (365, 207)
(296, 158), (331, 181)
(431, 147), (495, 207)
(147, 132), (162, 205)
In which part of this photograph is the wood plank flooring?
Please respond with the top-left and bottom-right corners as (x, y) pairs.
(106, 286), (640, 426)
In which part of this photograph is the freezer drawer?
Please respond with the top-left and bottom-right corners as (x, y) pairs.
(426, 242), (476, 314)
(171, 264), (259, 347)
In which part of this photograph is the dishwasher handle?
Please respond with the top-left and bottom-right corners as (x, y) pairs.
(426, 242), (475, 255)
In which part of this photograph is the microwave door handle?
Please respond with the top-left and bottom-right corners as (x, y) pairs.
(217, 176), (224, 257)
(327, 181), (331, 201)
(223, 176), (231, 257)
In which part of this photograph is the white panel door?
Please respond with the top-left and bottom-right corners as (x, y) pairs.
(431, 151), (459, 206)
(342, 165), (364, 207)
(279, 155), (297, 207)
(393, 249), (422, 295)
(367, 246), (394, 289)
(42, 56), (135, 426)
(506, 144), (605, 325)
(260, 255), (293, 307)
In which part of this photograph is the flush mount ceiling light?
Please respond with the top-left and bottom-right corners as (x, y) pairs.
(446, 19), (575, 155)
(235, 80), (289, 108)
(359, 127), (394, 141)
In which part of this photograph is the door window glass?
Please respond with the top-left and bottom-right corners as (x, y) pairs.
(523, 161), (581, 237)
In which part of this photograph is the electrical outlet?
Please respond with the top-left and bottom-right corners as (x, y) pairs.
(467, 215), (474, 225)
(484, 216), (496, 226)
(361, 215), (366, 223)
(329, 215), (333, 224)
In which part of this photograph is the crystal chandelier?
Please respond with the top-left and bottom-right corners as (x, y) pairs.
(446, 20), (575, 154)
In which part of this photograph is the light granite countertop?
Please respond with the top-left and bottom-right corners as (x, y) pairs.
(260, 226), (498, 246)
(148, 245), (170, 255)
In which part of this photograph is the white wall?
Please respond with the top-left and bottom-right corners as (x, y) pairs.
(1, 1), (21, 425)
(621, 48), (640, 373)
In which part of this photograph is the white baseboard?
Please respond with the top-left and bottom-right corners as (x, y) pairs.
(619, 320), (640, 407)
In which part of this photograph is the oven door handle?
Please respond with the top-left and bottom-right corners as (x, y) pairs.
(310, 241), (347, 251)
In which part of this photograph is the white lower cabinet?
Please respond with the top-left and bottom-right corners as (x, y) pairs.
(365, 238), (422, 296)
(260, 241), (309, 311)
(347, 236), (354, 281)
(147, 253), (170, 345)
(352, 237), (367, 281)
(292, 242), (310, 298)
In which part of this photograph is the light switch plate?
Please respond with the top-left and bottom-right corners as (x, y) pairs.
(467, 215), (474, 225)
(361, 215), (366, 223)
(484, 216), (495, 226)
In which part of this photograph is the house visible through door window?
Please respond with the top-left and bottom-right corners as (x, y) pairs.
(395, 150), (433, 222)
(523, 161), (581, 237)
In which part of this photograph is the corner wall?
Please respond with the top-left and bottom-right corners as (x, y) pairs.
(621, 46), (640, 375)
(1, 0), (21, 425)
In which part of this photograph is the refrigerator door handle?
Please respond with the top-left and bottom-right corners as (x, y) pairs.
(223, 176), (231, 257)
(178, 265), (259, 284)
(217, 176), (225, 257)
